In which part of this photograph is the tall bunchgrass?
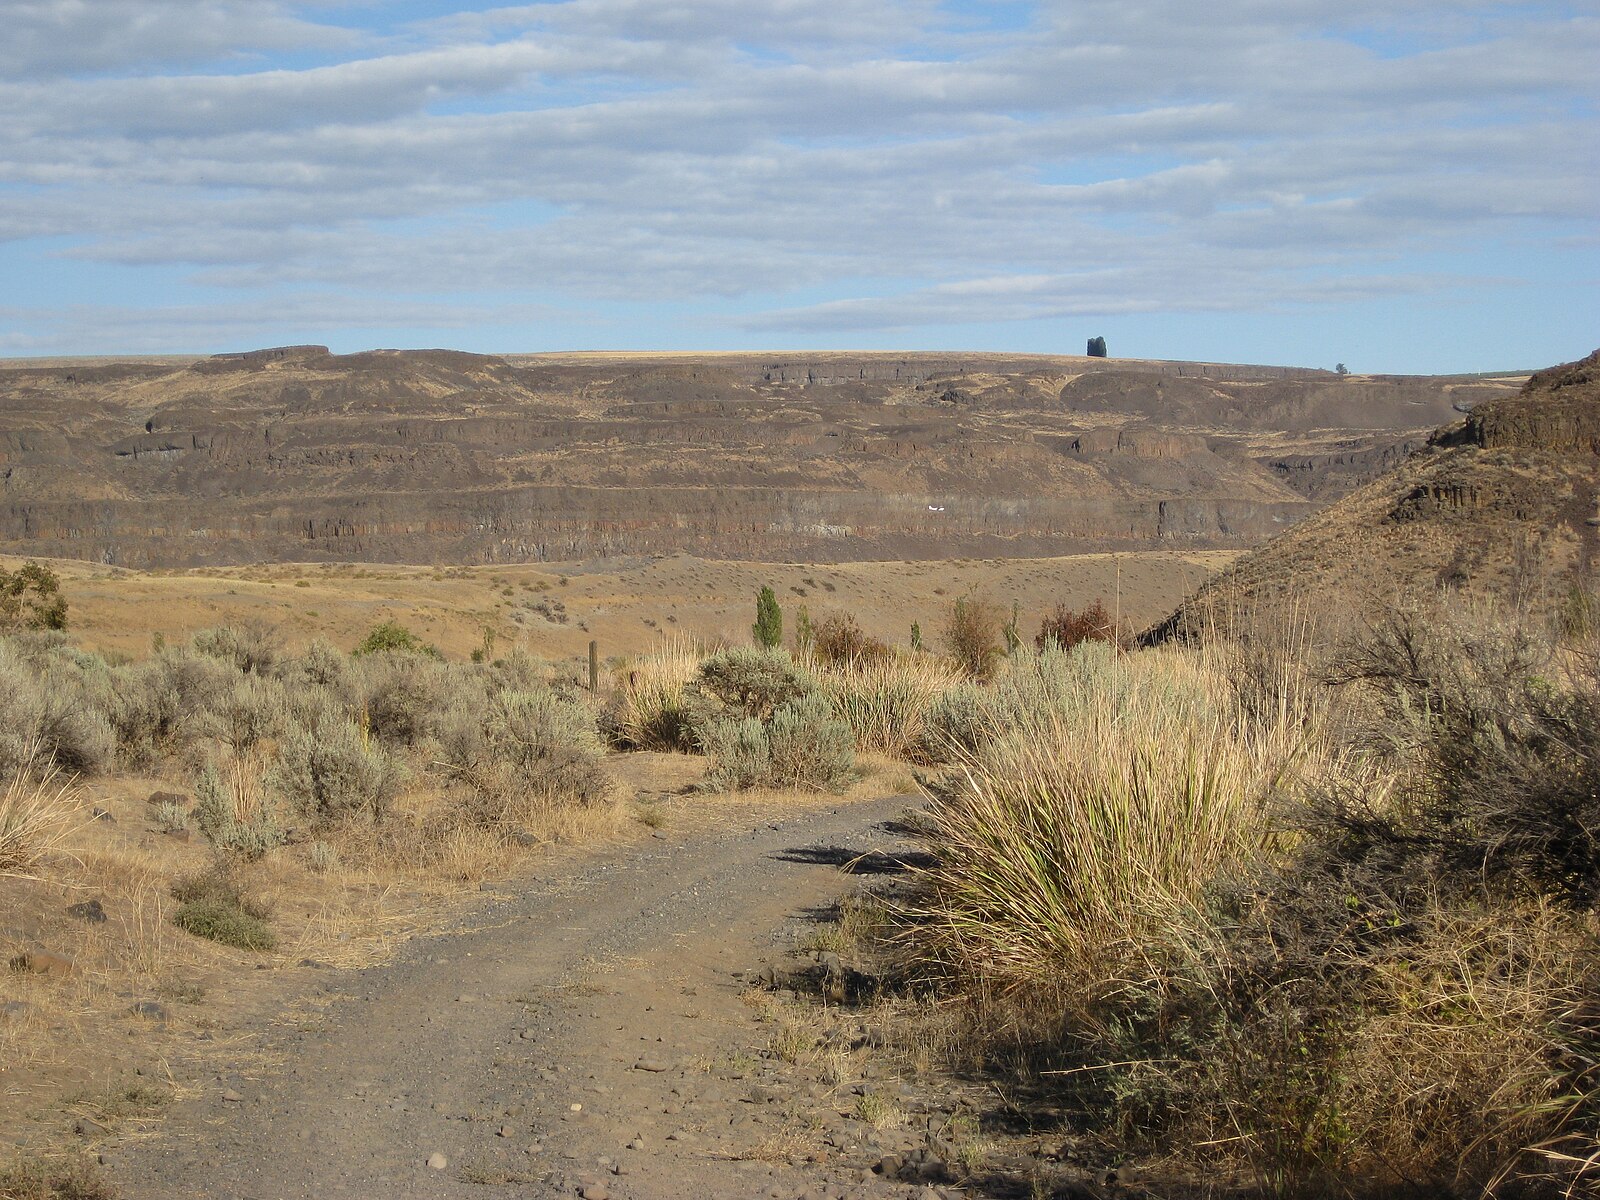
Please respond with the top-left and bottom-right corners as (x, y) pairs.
(813, 653), (965, 759)
(607, 635), (705, 750)
(0, 747), (86, 879)
(911, 642), (1317, 987)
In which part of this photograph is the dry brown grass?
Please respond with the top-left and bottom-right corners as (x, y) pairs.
(0, 753), (87, 881)
(20, 550), (1235, 669)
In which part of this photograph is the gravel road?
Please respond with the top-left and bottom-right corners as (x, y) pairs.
(109, 794), (935, 1200)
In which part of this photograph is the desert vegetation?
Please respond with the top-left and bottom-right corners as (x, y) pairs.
(825, 596), (1600, 1199)
(8, 567), (1595, 1197)
(0, 615), (621, 1034)
(600, 586), (1598, 1193)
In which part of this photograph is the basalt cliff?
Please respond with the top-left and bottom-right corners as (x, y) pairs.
(1153, 347), (1600, 638)
(0, 346), (1517, 568)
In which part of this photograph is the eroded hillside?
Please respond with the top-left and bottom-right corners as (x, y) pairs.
(1154, 347), (1600, 639)
(0, 346), (1516, 567)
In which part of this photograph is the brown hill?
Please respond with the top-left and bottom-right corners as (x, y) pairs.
(1152, 348), (1600, 640)
(0, 347), (1516, 568)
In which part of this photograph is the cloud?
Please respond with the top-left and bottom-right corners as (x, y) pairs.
(0, 293), (572, 353)
(0, 1), (351, 79)
(0, 0), (1594, 358)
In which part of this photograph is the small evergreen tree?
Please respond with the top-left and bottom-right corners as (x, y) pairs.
(794, 604), (815, 653)
(910, 621), (924, 652)
(753, 585), (783, 648)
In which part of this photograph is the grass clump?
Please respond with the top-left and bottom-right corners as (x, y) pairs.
(606, 637), (702, 750)
(0, 753), (84, 880)
(912, 642), (1293, 985)
(169, 867), (276, 952)
(0, 1157), (118, 1200)
(815, 652), (963, 759)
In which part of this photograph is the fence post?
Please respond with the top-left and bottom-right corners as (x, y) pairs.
(588, 640), (599, 692)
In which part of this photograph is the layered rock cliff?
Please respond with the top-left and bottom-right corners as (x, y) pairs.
(0, 347), (1517, 568)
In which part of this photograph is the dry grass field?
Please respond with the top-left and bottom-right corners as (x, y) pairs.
(46, 549), (1236, 668)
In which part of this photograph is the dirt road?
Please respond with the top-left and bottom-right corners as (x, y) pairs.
(108, 794), (944, 1200)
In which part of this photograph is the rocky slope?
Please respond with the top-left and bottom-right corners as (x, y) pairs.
(0, 346), (1516, 568)
(1152, 348), (1600, 639)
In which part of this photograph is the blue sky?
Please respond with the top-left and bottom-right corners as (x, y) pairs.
(0, 0), (1595, 373)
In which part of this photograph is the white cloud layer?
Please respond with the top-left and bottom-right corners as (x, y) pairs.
(0, 0), (1595, 366)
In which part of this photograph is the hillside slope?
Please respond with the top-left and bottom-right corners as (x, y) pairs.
(1152, 349), (1600, 639)
(0, 346), (1515, 568)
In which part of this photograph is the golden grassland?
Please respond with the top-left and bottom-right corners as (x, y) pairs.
(25, 549), (1235, 666)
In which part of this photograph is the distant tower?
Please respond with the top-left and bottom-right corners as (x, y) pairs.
(1087, 336), (1107, 358)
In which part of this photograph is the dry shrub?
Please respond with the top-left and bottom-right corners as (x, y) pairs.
(942, 595), (1004, 681)
(202, 672), (290, 752)
(1034, 597), (1126, 651)
(0, 1156), (118, 1200)
(811, 612), (891, 666)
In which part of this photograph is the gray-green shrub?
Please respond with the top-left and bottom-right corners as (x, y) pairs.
(359, 654), (472, 747)
(190, 622), (283, 675)
(695, 648), (813, 722)
(700, 717), (772, 792)
(193, 761), (284, 860)
(170, 868), (275, 951)
(0, 641), (114, 776)
(269, 724), (405, 828)
(765, 693), (855, 790)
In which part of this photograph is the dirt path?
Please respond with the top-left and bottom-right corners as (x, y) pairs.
(106, 794), (949, 1200)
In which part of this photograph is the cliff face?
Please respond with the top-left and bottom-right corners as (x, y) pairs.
(1153, 348), (1600, 640)
(0, 348), (1516, 568)
(1465, 350), (1600, 454)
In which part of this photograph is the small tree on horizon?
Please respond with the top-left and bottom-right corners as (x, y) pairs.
(753, 585), (783, 648)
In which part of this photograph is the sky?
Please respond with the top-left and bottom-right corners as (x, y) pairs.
(0, 0), (1596, 373)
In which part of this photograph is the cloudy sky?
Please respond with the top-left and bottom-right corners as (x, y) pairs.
(1, 0), (1596, 371)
